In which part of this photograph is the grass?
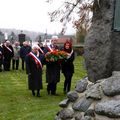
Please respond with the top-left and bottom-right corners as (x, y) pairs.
(0, 56), (87, 120)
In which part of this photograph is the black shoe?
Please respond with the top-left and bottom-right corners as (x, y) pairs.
(47, 90), (50, 95)
(37, 94), (41, 97)
(32, 91), (35, 96)
(51, 92), (59, 96)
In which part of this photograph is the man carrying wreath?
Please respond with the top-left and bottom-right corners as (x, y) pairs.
(44, 40), (61, 95)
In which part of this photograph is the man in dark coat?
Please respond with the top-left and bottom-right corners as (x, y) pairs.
(2, 40), (14, 71)
(20, 41), (31, 70)
(26, 45), (43, 97)
(44, 40), (60, 95)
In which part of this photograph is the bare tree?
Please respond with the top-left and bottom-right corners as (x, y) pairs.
(47, 0), (94, 34)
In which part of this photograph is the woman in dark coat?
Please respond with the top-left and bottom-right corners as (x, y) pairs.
(44, 41), (60, 95)
(61, 41), (75, 93)
(26, 45), (43, 97)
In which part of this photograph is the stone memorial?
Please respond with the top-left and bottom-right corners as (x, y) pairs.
(55, 0), (120, 120)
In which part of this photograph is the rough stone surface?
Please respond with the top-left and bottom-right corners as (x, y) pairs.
(112, 32), (120, 71)
(59, 99), (69, 108)
(55, 72), (120, 120)
(59, 109), (74, 120)
(73, 97), (93, 112)
(84, 109), (95, 117)
(101, 72), (120, 96)
(54, 0), (120, 119)
(74, 112), (82, 120)
(81, 116), (92, 120)
(67, 91), (79, 102)
(95, 100), (120, 118)
(75, 77), (88, 93)
(84, 0), (114, 82)
(85, 83), (102, 100)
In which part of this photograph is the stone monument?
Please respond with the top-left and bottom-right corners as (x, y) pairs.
(55, 0), (120, 120)
(84, 0), (120, 83)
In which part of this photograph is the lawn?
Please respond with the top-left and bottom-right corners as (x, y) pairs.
(0, 56), (87, 120)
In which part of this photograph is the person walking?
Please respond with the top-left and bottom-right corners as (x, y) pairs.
(44, 40), (60, 95)
(61, 41), (75, 94)
(26, 45), (43, 97)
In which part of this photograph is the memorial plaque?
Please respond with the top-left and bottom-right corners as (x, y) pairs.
(113, 0), (120, 31)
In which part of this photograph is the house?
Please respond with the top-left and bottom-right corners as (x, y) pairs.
(52, 37), (73, 46)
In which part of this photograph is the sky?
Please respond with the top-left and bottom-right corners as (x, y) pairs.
(0, 0), (76, 35)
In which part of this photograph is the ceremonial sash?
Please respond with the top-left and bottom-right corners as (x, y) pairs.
(38, 46), (44, 54)
(47, 45), (53, 52)
(4, 45), (12, 52)
(29, 52), (42, 68)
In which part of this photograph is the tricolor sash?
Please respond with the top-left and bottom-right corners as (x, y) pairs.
(29, 52), (42, 68)
(4, 45), (12, 52)
(47, 45), (53, 52)
(38, 46), (44, 54)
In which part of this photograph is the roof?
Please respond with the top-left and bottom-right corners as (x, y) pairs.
(52, 37), (72, 44)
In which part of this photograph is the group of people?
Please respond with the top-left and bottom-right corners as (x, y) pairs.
(26, 40), (75, 97)
(0, 39), (75, 97)
(0, 40), (31, 72)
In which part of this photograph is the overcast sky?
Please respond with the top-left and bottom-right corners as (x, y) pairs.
(0, 0), (76, 34)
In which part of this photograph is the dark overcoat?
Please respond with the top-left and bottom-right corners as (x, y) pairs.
(43, 45), (61, 84)
(2, 45), (14, 60)
(26, 53), (43, 90)
(61, 51), (75, 75)
(20, 46), (31, 59)
(46, 61), (60, 83)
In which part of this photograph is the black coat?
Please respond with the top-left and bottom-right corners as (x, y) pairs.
(61, 51), (75, 74)
(26, 53), (43, 90)
(43, 45), (60, 84)
(2, 45), (14, 60)
(20, 46), (31, 59)
(46, 61), (60, 83)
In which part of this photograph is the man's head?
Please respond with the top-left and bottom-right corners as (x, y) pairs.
(5, 40), (11, 46)
(23, 41), (27, 46)
(14, 41), (20, 46)
(32, 45), (39, 55)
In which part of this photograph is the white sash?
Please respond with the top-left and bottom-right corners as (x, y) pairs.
(38, 46), (44, 54)
(4, 45), (12, 52)
(47, 45), (53, 52)
(29, 52), (42, 68)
